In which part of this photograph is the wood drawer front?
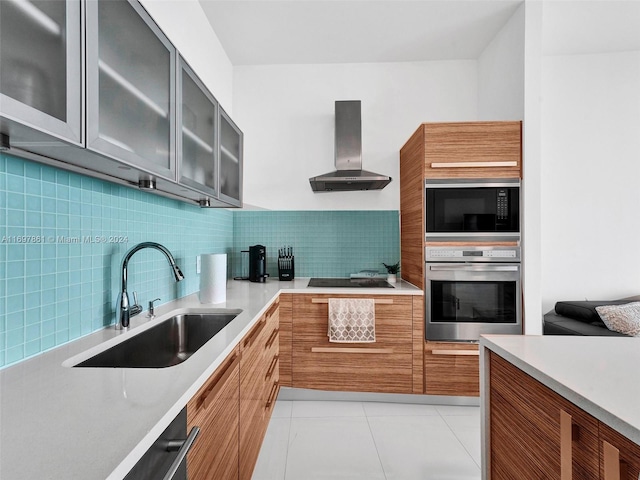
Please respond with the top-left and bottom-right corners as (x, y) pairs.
(489, 352), (599, 480)
(278, 294), (293, 387)
(292, 295), (413, 393)
(424, 121), (522, 179)
(187, 348), (240, 480)
(425, 342), (480, 397)
(599, 422), (640, 480)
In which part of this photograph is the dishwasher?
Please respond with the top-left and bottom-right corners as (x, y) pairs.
(124, 407), (200, 480)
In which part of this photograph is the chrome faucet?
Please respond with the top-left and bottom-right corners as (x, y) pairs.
(116, 242), (184, 330)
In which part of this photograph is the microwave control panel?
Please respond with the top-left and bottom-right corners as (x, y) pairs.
(497, 189), (509, 220)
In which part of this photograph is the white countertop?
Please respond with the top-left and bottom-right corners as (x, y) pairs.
(0, 277), (421, 480)
(481, 335), (640, 445)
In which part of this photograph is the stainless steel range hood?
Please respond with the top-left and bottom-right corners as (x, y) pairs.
(309, 101), (392, 192)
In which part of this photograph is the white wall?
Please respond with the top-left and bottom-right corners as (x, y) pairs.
(140, 0), (234, 112)
(540, 50), (640, 312)
(478, 3), (525, 121)
(233, 60), (478, 210)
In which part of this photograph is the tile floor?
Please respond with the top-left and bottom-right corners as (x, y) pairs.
(252, 400), (481, 480)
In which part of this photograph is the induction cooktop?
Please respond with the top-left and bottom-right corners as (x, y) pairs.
(307, 278), (394, 288)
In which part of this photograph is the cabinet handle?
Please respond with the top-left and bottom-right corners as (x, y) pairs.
(560, 410), (574, 480)
(431, 349), (479, 356)
(265, 381), (279, 409)
(265, 328), (279, 349)
(243, 316), (266, 349)
(603, 440), (629, 480)
(430, 161), (518, 169)
(197, 352), (240, 411)
(311, 347), (393, 354)
(311, 298), (393, 304)
(266, 300), (279, 319)
(162, 426), (200, 480)
(265, 355), (279, 380)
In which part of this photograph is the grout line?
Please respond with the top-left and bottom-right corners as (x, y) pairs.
(439, 411), (482, 470)
(363, 404), (389, 480)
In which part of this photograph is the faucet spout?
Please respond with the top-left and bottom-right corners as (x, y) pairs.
(116, 242), (184, 330)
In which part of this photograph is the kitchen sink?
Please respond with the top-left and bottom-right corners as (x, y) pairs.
(75, 311), (242, 368)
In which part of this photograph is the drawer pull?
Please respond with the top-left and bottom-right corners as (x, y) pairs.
(560, 410), (573, 480)
(603, 440), (628, 480)
(198, 352), (240, 411)
(266, 300), (279, 319)
(311, 347), (393, 354)
(431, 350), (479, 356)
(265, 381), (279, 409)
(430, 161), (518, 169)
(243, 317), (266, 349)
(265, 355), (279, 380)
(265, 328), (279, 349)
(311, 298), (394, 304)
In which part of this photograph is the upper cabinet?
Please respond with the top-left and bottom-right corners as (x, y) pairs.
(218, 109), (243, 207)
(177, 56), (219, 199)
(0, 0), (82, 145)
(86, 0), (176, 180)
(0, 0), (243, 207)
(423, 121), (522, 179)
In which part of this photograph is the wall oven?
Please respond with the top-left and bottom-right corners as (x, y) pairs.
(425, 179), (520, 241)
(425, 246), (522, 341)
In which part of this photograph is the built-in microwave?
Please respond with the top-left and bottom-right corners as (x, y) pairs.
(425, 178), (520, 241)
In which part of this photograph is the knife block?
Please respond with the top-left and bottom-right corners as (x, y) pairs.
(278, 256), (295, 281)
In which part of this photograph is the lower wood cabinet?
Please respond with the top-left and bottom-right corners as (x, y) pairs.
(187, 346), (240, 480)
(425, 342), (480, 397)
(292, 294), (414, 394)
(239, 298), (280, 480)
(488, 351), (640, 480)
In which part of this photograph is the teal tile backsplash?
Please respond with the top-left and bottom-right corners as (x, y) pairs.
(0, 153), (233, 368)
(232, 210), (400, 280)
(1, 154), (400, 369)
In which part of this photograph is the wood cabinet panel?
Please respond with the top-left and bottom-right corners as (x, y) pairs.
(278, 294), (293, 387)
(239, 299), (280, 480)
(400, 126), (426, 289)
(424, 121), (522, 178)
(489, 351), (599, 480)
(600, 423), (640, 480)
(425, 342), (480, 397)
(412, 296), (425, 394)
(292, 294), (413, 394)
(187, 347), (240, 480)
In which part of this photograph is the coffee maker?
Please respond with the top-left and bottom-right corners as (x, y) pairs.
(249, 245), (267, 283)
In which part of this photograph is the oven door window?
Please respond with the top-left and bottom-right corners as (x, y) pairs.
(430, 280), (517, 324)
(425, 187), (519, 233)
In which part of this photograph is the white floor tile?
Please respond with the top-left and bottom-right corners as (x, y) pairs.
(368, 415), (481, 480)
(291, 400), (365, 418)
(363, 401), (440, 417)
(252, 418), (290, 480)
(285, 417), (385, 480)
(272, 400), (293, 418)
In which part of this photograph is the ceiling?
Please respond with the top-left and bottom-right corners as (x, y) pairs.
(198, 1), (523, 65)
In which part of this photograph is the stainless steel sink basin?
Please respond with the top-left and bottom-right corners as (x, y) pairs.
(75, 311), (241, 368)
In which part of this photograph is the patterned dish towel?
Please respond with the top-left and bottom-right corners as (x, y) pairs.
(328, 298), (376, 343)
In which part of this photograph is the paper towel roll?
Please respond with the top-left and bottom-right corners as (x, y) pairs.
(200, 253), (227, 304)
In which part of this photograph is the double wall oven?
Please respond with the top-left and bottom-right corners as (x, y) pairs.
(424, 179), (522, 342)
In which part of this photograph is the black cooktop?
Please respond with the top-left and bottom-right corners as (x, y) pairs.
(308, 278), (394, 288)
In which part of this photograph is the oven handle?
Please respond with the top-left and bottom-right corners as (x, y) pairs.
(428, 265), (519, 272)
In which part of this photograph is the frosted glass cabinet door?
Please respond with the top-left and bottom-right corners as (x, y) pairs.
(218, 109), (243, 207)
(178, 57), (218, 198)
(86, 0), (176, 180)
(0, 0), (82, 144)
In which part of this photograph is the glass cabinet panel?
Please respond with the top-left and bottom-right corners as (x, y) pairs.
(86, 0), (175, 180)
(178, 58), (218, 197)
(218, 109), (243, 206)
(0, 0), (81, 143)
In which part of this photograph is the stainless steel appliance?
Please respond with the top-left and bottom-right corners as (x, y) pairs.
(425, 179), (520, 242)
(425, 246), (522, 341)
